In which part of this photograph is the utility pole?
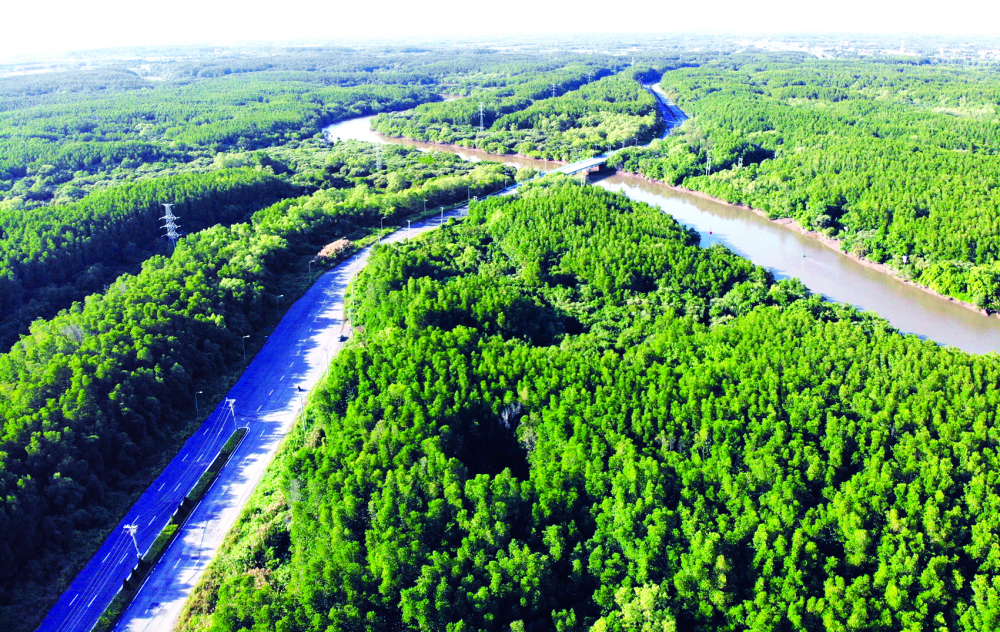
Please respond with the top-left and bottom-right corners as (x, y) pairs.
(226, 398), (237, 430)
(124, 524), (141, 560)
(161, 204), (180, 248)
(298, 390), (307, 444)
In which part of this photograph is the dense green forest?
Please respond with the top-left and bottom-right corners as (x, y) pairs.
(0, 50), (622, 353)
(608, 57), (1000, 310)
(0, 168), (295, 350)
(12, 43), (1000, 632)
(0, 78), (433, 204)
(0, 135), (512, 629)
(182, 179), (1000, 631)
(372, 67), (667, 161)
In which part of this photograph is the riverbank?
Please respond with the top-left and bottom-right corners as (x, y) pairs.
(360, 118), (1000, 322)
(634, 175), (997, 320)
(370, 124), (1000, 321)
(372, 131), (573, 166)
(323, 113), (1000, 353)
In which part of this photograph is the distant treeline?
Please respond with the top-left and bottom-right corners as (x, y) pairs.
(609, 57), (1000, 310)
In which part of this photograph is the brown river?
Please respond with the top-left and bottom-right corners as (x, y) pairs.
(325, 115), (1000, 355)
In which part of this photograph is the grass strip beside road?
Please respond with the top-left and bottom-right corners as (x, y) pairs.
(91, 427), (248, 632)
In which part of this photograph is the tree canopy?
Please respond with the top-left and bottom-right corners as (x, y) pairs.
(182, 179), (1000, 632)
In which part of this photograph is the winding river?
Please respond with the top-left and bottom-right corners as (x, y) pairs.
(325, 115), (1000, 355)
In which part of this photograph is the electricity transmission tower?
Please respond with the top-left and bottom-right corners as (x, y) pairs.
(551, 83), (556, 98)
(161, 203), (180, 248)
(375, 145), (382, 171)
(478, 102), (485, 132)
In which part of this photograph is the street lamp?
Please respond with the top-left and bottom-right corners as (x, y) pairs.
(297, 389), (307, 444)
(195, 390), (203, 417)
(241, 335), (250, 363)
(407, 219), (411, 236)
(308, 260), (314, 280)
(124, 524), (141, 560)
(275, 295), (284, 318)
(226, 398), (237, 430)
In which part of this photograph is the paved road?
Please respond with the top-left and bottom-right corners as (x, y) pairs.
(113, 205), (491, 631)
(554, 83), (686, 177)
(647, 83), (688, 136)
(39, 93), (679, 629)
(34, 198), (491, 632)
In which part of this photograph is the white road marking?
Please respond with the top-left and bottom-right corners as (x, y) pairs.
(102, 551), (111, 563)
(69, 594), (78, 605)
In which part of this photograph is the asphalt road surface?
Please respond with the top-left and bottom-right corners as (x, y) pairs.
(37, 108), (674, 631)
(36, 200), (482, 632)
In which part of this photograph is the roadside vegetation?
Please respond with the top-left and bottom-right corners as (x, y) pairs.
(0, 131), (511, 629)
(183, 179), (1000, 632)
(9, 43), (1000, 632)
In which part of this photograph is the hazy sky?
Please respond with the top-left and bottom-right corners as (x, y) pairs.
(2, 0), (999, 58)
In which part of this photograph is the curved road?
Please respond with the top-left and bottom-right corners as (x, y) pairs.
(40, 87), (674, 632)
(116, 207), (490, 631)
(36, 193), (513, 632)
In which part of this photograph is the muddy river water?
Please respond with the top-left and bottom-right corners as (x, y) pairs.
(324, 115), (1000, 354)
